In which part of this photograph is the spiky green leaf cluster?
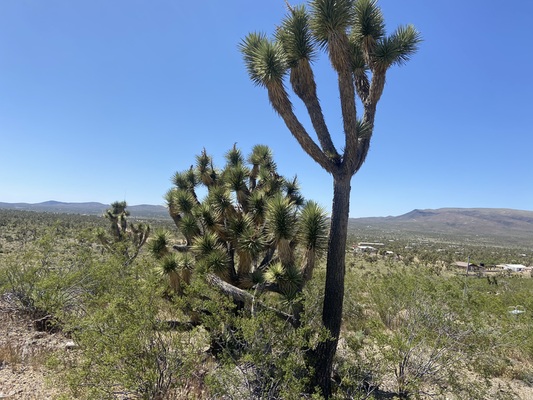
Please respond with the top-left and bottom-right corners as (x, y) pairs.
(276, 4), (316, 66)
(310, 0), (355, 46)
(266, 195), (298, 242)
(298, 201), (328, 252)
(265, 263), (303, 300)
(240, 33), (288, 88)
(148, 230), (170, 260)
(161, 253), (179, 275)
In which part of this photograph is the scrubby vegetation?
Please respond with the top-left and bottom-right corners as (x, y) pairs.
(1, 203), (532, 399)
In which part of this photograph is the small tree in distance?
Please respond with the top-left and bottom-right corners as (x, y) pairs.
(150, 144), (328, 325)
(97, 201), (150, 266)
(241, 0), (421, 396)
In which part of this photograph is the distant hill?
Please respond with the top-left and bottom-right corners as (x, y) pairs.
(1, 202), (531, 246)
(0, 201), (169, 219)
(349, 208), (533, 247)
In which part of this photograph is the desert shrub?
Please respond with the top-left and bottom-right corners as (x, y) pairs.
(339, 267), (478, 398)
(333, 263), (533, 398)
(53, 247), (323, 399)
(181, 271), (326, 399)
(61, 258), (207, 400)
(0, 224), (95, 329)
(458, 276), (533, 381)
(333, 334), (383, 400)
(204, 311), (313, 399)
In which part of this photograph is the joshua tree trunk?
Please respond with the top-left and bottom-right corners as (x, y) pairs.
(312, 174), (351, 394)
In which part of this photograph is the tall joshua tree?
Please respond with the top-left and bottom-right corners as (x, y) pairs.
(241, 0), (420, 396)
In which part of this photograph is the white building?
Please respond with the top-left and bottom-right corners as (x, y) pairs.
(354, 245), (377, 253)
(498, 264), (527, 272)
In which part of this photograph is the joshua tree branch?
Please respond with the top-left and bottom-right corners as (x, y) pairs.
(205, 273), (297, 326)
(267, 82), (336, 174)
(290, 61), (340, 161)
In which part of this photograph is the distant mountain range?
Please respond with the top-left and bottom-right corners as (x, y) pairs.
(1, 202), (532, 247)
(349, 208), (533, 247)
(0, 201), (169, 219)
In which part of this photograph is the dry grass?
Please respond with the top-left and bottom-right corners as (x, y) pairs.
(0, 341), (22, 367)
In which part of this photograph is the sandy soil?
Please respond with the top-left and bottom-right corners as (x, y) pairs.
(0, 300), (67, 399)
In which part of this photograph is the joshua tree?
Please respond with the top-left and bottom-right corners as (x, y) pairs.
(240, 0), (420, 395)
(149, 144), (328, 324)
(97, 201), (150, 265)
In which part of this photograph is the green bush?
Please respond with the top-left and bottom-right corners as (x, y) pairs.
(62, 259), (206, 399)
(0, 224), (95, 329)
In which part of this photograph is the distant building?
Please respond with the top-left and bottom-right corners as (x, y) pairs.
(497, 264), (527, 272)
(455, 261), (476, 269)
(454, 261), (483, 272)
(354, 245), (377, 253)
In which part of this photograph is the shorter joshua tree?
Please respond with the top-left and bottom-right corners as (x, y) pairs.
(149, 144), (328, 325)
(97, 201), (150, 266)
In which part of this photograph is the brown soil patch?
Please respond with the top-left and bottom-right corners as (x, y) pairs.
(0, 299), (68, 399)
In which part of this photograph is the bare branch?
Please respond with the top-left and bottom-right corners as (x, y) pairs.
(205, 273), (297, 326)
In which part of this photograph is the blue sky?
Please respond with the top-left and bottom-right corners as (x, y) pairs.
(1, 0), (532, 218)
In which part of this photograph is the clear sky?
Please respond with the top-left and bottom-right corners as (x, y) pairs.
(1, 1), (532, 218)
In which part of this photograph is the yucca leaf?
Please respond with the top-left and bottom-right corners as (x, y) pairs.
(204, 248), (229, 276)
(352, 0), (385, 44)
(265, 262), (286, 283)
(276, 4), (316, 66)
(172, 167), (198, 191)
(388, 24), (422, 66)
(167, 189), (196, 215)
(148, 229), (171, 259)
(265, 263), (302, 300)
(309, 0), (355, 47)
(223, 165), (250, 199)
(177, 252), (195, 271)
(237, 225), (268, 258)
(298, 201), (328, 252)
(161, 253), (179, 275)
(225, 143), (245, 167)
(248, 190), (267, 224)
(178, 213), (200, 242)
(192, 231), (221, 259)
(266, 195), (297, 241)
(196, 148), (217, 186)
(240, 32), (288, 87)
(227, 214), (253, 242)
(194, 202), (220, 232)
(207, 186), (234, 216)
(248, 144), (276, 170)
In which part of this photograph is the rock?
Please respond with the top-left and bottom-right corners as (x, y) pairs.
(64, 340), (77, 350)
